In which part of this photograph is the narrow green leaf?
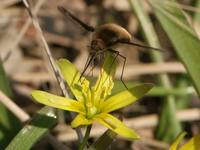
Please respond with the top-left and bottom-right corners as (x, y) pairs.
(149, 0), (200, 96)
(0, 59), (21, 148)
(6, 106), (57, 150)
(193, 0), (200, 22)
(112, 80), (194, 96)
(128, 0), (181, 142)
(0, 60), (12, 98)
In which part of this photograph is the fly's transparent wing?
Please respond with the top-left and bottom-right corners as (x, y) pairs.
(58, 6), (95, 32)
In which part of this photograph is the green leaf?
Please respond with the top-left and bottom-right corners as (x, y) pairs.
(149, 0), (200, 96)
(128, 0), (181, 142)
(6, 107), (57, 150)
(0, 59), (21, 148)
(101, 84), (153, 113)
(169, 132), (186, 150)
(57, 59), (89, 101)
(31, 90), (84, 114)
(95, 113), (140, 140)
(193, 0), (200, 22)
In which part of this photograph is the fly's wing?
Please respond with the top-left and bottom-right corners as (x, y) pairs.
(58, 6), (95, 32)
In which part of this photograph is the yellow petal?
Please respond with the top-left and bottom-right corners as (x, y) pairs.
(101, 84), (153, 113)
(31, 90), (84, 113)
(180, 133), (200, 150)
(169, 132), (187, 150)
(95, 113), (140, 140)
(57, 59), (90, 101)
(71, 114), (93, 128)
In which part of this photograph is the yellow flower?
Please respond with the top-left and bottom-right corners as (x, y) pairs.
(170, 132), (200, 150)
(31, 52), (153, 140)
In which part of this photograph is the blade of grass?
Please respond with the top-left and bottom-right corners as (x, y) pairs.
(149, 0), (200, 97)
(0, 59), (21, 148)
(193, 0), (200, 38)
(175, 76), (190, 109)
(128, 0), (181, 142)
(112, 80), (194, 97)
(6, 106), (57, 150)
(0, 90), (69, 150)
(193, 0), (200, 22)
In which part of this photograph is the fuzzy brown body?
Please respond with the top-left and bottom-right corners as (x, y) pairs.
(58, 6), (162, 89)
(58, 6), (162, 52)
(91, 23), (132, 50)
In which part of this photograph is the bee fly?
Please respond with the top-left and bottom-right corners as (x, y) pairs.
(58, 6), (163, 89)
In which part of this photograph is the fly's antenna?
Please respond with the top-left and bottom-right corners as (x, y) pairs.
(58, 6), (95, 32)
(119, 41), (164, 52)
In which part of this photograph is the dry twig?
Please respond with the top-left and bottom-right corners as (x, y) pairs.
(0, 90), (29, 122)
(21, 0), (83, 140)
(2, 0), (45, 61)
(11, 61), (186, 83)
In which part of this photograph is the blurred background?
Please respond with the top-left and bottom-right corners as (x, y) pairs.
(0, 0), (200, 149)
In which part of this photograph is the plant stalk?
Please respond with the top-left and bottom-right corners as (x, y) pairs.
(79, 125), (92, 150)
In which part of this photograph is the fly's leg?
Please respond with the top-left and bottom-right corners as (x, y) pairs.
(107, 49), (128, 89)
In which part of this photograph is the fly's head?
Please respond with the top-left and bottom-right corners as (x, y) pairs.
(90, 39), (106, 52)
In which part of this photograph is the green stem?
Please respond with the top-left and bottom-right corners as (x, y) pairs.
(148, 86), (194, 96)
(128, 0), (182, 142)
(113, 80), (195, 96)
(79, 125), (92, 150)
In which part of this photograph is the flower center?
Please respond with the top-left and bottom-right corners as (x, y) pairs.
(87, 106), (97, 119)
